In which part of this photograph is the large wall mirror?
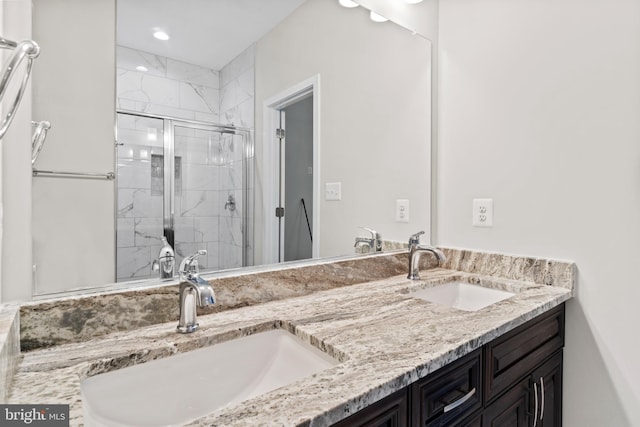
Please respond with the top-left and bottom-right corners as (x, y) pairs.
(30, 0), (432, 296)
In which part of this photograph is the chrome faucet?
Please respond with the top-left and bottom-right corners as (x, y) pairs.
(152, 236), (175, 280)
(407, 231), (446, 280)
(176, 250), (216, 333)
(354, 227), (383, 253)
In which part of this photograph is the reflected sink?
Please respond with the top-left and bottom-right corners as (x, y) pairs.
(409, 282), (515, 311)
(81, 329), (339, 427)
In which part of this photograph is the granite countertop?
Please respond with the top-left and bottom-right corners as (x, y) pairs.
(7, 260), (573, 426)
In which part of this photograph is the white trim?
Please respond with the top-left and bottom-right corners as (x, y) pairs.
(262, 75), (321, 264)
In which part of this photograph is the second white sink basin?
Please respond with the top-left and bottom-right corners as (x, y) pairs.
(81, 329), (339, 427)
(409, 282), (515, 311)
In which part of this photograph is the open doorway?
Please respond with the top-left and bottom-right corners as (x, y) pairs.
(280, 96), (313, 261)
(263, 75), (320, 264)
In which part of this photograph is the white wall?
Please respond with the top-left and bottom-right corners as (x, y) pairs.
(30, 0), (115, 295)
(255, 0), (432, 260)
(1, 0), (33, 302)
(438, 0), (640, 425)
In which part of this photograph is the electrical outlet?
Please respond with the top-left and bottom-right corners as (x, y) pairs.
(472, 198), (493, 227)
(395, 199), (409, 222)
(325, 182), (342, 201)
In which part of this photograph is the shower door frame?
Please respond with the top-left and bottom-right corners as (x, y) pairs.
(115, 109), (253, 278)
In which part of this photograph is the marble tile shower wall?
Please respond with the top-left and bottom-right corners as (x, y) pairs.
(115, 46), (255, 280)
(219, 45), (255, 268)
(116, 114), (164, 280)
(116, 46), (220, 122)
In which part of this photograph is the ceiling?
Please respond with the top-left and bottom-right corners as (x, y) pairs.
(117, 0), (307, 70)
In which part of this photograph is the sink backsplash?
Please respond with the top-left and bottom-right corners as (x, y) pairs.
(19, 252), (430, 351)
(16, 247), (575, 352)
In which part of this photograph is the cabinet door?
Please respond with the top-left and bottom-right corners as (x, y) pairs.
(484, 305), (565, 403)
(482, 378), (530, 427)
(531, 351), (563, 427)
(332, 388), (408, 427)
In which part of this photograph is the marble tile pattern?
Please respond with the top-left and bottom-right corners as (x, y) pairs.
(115, 45), (252, 279)
(7, 253), (574, 426)
(219, 45), (255, 129)
(116, 46), (220, 122)
(0, 304), (20, 402)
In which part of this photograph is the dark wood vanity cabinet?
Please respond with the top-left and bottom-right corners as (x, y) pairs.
(330, 304), (565, 427)
(332, 388), (409, 427)
(483, 304), (565, 427)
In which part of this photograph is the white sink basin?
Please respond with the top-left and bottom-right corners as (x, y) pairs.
(409, 282), (515, 311)
(81, 329), (339, 427)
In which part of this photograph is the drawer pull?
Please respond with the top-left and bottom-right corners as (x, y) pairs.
(540, 377), (545, 420)
(533, 381), (539, 427)
(443, 388), (476, 413)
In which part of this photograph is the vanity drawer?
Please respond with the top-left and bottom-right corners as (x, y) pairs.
(412, 348), (482, 427)
(484, 304), (565, 403)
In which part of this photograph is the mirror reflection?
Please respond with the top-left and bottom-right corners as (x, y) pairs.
(30, 0), (432, 295)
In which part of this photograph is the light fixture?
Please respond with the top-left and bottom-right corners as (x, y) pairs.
(153, 30), (170, 41)
(404, 0), (424, 3)
(370, 11), (388, 22)
(338, 0), (359, 7)
(136, 65), (148, 72)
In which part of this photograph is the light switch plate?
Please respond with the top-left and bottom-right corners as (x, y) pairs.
(325, 182), (342, 201)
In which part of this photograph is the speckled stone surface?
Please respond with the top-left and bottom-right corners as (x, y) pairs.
(19, 252), (436, 351)
(441, 247), (575, 289)
(0, 304), (20, 402)
(7, 254), (574, 426)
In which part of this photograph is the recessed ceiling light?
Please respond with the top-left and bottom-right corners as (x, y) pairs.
(370, 11), (388, 22)
(153, 31), (170, 41)
(338, 0), (359, 7)
(136, 65), (148, 72)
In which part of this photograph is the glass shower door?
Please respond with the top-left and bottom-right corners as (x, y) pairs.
(115, 113), (165, 281)
(116, 112), (251, 283)
(173, 125), (245, 272)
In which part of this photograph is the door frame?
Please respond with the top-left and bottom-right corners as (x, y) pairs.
(262, 75), (320, 264)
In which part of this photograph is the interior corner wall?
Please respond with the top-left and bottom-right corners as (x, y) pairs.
(437, 0), (640, 425)
(1, 0), (33, 302)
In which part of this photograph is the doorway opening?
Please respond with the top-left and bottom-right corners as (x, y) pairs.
(263, 76), (320, 264)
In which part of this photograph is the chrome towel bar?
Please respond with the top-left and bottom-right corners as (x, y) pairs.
(0, 37), (40, 140)
(32, 169), (115, 180)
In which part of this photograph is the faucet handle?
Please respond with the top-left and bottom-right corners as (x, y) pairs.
(179, 250), (207, 279)
(409, 231), (425, 246)
(359, 226), (380, 239)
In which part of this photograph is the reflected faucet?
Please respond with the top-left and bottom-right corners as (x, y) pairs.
(354, 227), (383, 253)
(176, 250), (216, 333)
(152, 236), (175, 280)
(407, 231), (446, 280)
